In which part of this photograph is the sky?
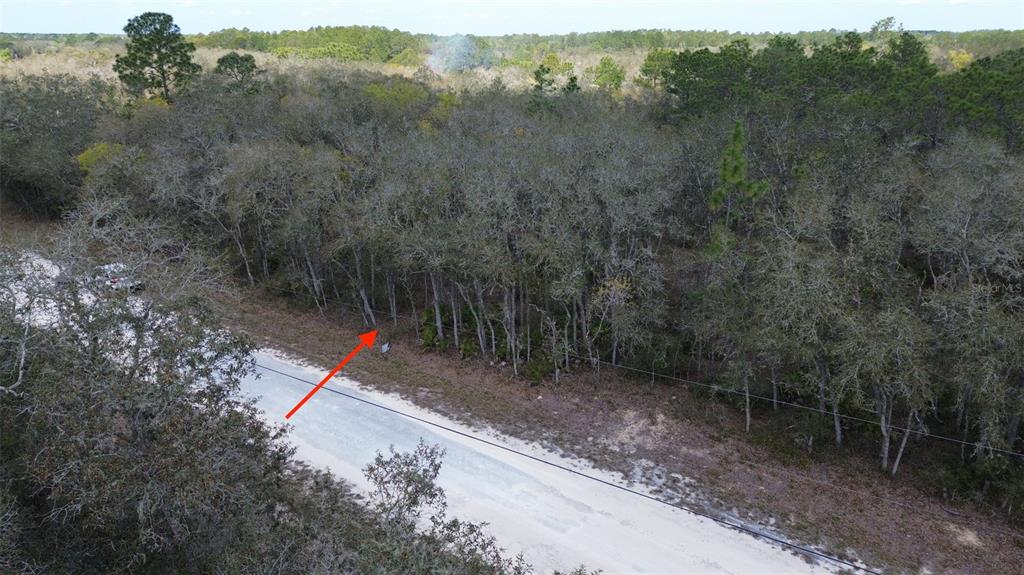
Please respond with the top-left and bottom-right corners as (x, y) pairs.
(0, 0), (1021, 36)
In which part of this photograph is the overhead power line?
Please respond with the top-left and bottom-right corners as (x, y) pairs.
(236, 288), (1024, 543)
(241, 288), (1024, 543)
(253, 360), (882, 575)
(569, 351), (1024, 458)
(259, 289), (1024, 460)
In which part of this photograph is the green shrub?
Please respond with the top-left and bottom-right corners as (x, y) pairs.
(419, 308), (445, 349)
(524, 353), (553, 383)
(388, 47), (424, 67)
(75, 142), (125, 174)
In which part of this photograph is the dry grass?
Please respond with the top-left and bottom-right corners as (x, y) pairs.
(0, 46), (118, 80)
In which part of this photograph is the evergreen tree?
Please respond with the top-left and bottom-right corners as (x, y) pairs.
(588, 56), (625, 91)
(563, 74), (581, 93)
(710, 121), (767, 221)
(113, 12), (200, 100)
(214, 51), (261, 93)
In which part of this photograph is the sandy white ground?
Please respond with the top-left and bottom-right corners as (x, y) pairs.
(240, 348), (840, 575)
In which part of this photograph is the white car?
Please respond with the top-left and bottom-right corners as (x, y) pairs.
(93, 263), (143, 292)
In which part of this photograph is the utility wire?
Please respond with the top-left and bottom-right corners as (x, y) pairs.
(253, 360), (882, 575)
(261, 289), (1024, 460)
(241, 289), (1024, 543)
(570, 352), (1024, 459)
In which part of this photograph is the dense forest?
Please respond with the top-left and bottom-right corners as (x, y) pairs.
(2, 10), (1024, 571)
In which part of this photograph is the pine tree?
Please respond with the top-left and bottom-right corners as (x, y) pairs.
(113, 12), (200, 100)
(710, 121), (768, 217)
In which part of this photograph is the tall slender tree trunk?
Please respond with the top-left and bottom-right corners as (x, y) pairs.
(357, 286), (375, 325)
(352, 249), (375, 325)
(449, 288), (460, 350)
(488, 318), (497, 356)
(232, 224), (255, 286)
(832, 403), (843, 447)
(744, 370), (751, 433)
(957, 383), (973, 432)
(257, 224), (270, 282)
(576, 295), (592, 361)
(303, 248), (324, 311)
(876, 388), (892, 472)
(770, 365), (779, 411)
(563, 321), (570, 372)
(386, 272), (398, 326)
(328, 266), (343, 302)
(430, 272), (444, 341)
(571, 301), (578, 348)
(523, 284), (531, 363)
(475, 281), (488, 355)
(369, 252), (376, 308)
(816, 350), (828, 413)
(504, 285), (518, 376)
(460, 282), (486, 355)
(891, 410), (915, 477)
(816, 349), (844, 446)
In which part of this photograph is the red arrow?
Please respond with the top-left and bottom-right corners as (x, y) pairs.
(284, 330), (378, 419)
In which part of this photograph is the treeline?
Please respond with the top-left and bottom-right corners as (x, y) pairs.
(0, 32), (123, 44)
(925, 29), (1024, 59)
(0, 32), (123, 60)
(187, 25), (1024, 56)
(7, 25), (1023, 72)
(189, 25), (427, 63)
(2, 26), (1024, 524)
(486, 29), (837, 54)
(0, 32), (123, 48)
(183, 25), (1024, 69)
(189, 27), (488, 69)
